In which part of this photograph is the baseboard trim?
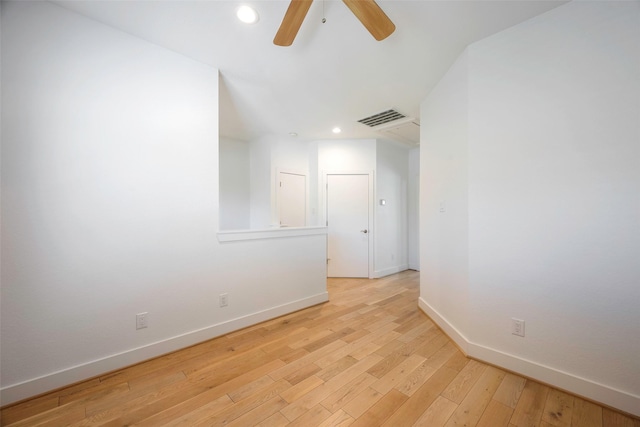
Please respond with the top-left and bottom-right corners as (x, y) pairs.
(418, 297), (640, 418)
(1, 292), (329, 406)
(373, 264), (409, 279)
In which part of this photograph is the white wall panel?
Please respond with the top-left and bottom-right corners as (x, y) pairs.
(419, 1), (640, 416)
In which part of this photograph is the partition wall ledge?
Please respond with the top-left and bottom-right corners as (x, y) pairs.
(217, 226), (327, 242)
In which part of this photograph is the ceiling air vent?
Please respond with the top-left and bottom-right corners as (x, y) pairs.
(357, 109), (420, 146)
(358, 109), (407, 127)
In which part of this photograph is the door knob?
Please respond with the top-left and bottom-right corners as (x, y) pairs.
(361, 229), (368, 234)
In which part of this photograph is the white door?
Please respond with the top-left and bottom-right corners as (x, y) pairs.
(327, 174), (369, 277)
(279, 172), (306, 227)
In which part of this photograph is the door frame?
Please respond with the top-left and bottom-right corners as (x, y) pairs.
(322, 170), (375, 279)
(275, 168), (309, 228)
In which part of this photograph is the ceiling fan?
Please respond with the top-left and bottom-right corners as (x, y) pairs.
(274, 0), (395, 47)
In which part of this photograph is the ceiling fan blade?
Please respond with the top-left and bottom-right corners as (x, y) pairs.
(274, 0), (314, 46)
(342, 0), (395, 41)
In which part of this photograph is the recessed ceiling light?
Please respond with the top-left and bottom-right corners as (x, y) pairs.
(237, 5), (259, 24)
(332, 127), (342, 134)
(289, 132), (298, 137)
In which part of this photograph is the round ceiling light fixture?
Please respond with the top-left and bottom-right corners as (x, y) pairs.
(237, 5), (259, 24)
(332, 127), (342, 134)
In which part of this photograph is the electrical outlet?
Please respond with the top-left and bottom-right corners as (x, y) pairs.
(136, 312), (148, 330)
(511, 318), (525, 337)
(219, 293), (229, 308)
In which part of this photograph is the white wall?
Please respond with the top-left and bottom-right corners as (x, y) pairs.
(1, 1), (327, 404)
(317, 139), (377, 172)
(315, 138), (377, 225)
(271, 138), (311, 226)
(249, 135), (273, 228)
(314, 138), (376, 219)
(219, 137), (250, 230)
(420, 51), (470, 344)
(249, 135), (312, 228)
(375, 140), (409, 277)
(407, 147), (420, 271)
(420, 1), (640, 416)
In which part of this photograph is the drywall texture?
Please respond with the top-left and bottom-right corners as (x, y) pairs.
(1, 1), (327, 404)
(407, 147), (420, 271)
(375, 140), (410, 277)
(219, 137), (250, 230)
(249, 135), (312, 229)
(420, 51), (470, 343)
(420, 1), (640, 416)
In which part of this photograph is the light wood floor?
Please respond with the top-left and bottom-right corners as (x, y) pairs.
(2, 270), (638, 426)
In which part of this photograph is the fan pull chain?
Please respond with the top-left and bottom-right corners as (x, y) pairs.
(322, 0), (326, 23)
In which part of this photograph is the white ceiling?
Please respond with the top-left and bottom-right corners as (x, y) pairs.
(54, 0), (566, 143)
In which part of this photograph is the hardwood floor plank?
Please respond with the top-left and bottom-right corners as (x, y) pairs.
(4, 402), (85, 427)
(414, 331), (449, 359)
(443, 365), (506, 427)
(394, 360), (437, 397)
(280, 354), (383, 422)
(425, 342), (459, 370)
(304, 328), (356, 353)
(316, 355), (359, 382)
(370, 353), (426, 394)
(285, 403), (333, 427)
(440, 359), (487, 404)
(81, 375), (200, 423)
(265, 345), (309, 364)
(126, 370), (186, 394)
(225, 396), (288, 427)
(280, 375), (324, 404)
(413, 395), (458, 427)
(184, 347), (273, 382)
(602, 408), (638, 427)
(124, 359), (286, 427)
(380, 366), (460, 426)
(443, 350), (470, 372)
(494, 373), (527, 409)
(476, 399), (514, 427)
(156, 394), (234, 427)
(289, 329), (336, 350)
(348, 341), (383, 360)
(317, 409), (355, 427)
(341, 329), (372, 344)
(366, 335), (427, 380)
(349, 389), (408, 427)
(282, 362), (321, 385)
(190, 379), (291, 427)
(268, 339), (347, 381)
(342, 386), (384, 419)
(0, 395), (59, 426)
(510, 380), (551, 427)
(571, 397), (603, 427)
(313, 322), (399, 369)
(542, 388), (574, 427)
(228, 375), (275, 403)
(255, 411), (290, 427)
(320, 373), (377, 413)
